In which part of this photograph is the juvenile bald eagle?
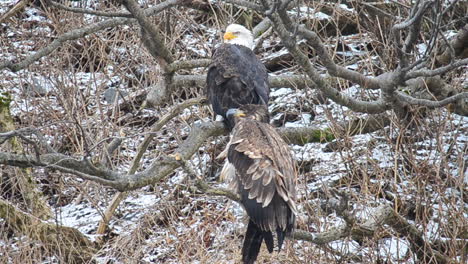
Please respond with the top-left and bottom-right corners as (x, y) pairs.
(206, 24), (269, 130)
(220, 104), (297, 264)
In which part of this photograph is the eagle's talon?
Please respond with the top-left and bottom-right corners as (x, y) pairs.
(169, 153), (182, 161)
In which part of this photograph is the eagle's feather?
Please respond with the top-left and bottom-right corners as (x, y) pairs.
(220, 105), (296, 264)
(206, 44), (269, 130)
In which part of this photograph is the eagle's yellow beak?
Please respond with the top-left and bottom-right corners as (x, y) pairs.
(226, 108), (246, 118)
(223, 31), (236, 41)
(234, 111), (246, 117)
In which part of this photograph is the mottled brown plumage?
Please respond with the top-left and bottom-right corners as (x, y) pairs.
(220, 105), (296, 264)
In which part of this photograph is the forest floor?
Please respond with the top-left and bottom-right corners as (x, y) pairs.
(1, 1), (467, 263)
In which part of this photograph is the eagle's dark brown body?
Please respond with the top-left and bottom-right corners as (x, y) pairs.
(206, 44), (269, 130)
(221, 105), (296, 264)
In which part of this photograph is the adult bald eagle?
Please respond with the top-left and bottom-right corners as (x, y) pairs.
(206, 24), (269, 130)
(220, 104), (297, 264)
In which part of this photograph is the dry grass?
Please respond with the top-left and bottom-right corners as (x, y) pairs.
(0, 0), (466, 263)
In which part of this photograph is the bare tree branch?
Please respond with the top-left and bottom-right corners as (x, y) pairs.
(0, 121), (225, 191)
(261, 1), (388, 114)
(167, 59), (211, 73)
(279, 126), (334, 145)
(121, 0), (174, 66)
(435, 24), (468, 66)
(383, 205), (450, 264)
(293, 204), (449, 263)
(177, 157), (242, 202)
(47, 162), (121, 186)
(134, 97), (207, 174)
(406, 58), (468, 79)
(0, 0), (29, 23)
(396, 91), (468, 108)
(252, 17), (272, 37)
(393, 1), (433, 32)
(0, 0), (183, 72)
(96, 97), (207, 235)
(297, 26), (381, 90)
(48, 0), (133, 18)
(179, 175), (451, 264)
(102, 137), (123, 168)
(225, 0), (263, 12)
(148, 73), (318, 107)
(0, 119), (349, 191)
(335, 113), (391, 137)
(0, 198), (97, 263)
(0, 127), (55, 153)
(253, 24), (273, 52)
(393, 1), (434, 68)
(169, 74), (317, 90)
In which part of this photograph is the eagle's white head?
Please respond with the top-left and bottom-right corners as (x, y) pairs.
(223, 24), (254, 49)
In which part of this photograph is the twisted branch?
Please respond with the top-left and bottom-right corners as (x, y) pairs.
(49, 0), (133, 18)
(0, 0), (182, 72)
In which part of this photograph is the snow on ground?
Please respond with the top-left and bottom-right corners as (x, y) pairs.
(58, 192), (160, 240)
(1, 1), (467, 263)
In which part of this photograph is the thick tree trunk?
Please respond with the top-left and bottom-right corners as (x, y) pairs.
(0, 198), (96, 264)
(1, 93), (96, 263)
(0, 94), (51, 219)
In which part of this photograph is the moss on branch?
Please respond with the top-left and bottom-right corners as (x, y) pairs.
(279, 126), (335, 145)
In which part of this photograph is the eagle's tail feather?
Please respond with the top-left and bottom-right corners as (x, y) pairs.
(242, 220), (271, 264)
(263, 229), (274, 253)
(277, 228), (286, 251)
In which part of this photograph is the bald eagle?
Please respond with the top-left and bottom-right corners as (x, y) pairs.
(206, 24), (269, 130)
(220, 104), (297, 264)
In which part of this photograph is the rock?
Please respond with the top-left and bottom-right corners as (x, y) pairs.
(24, 77), (50, 97)
(146, 81), (168, 107)
(104, 88), (127, 104)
